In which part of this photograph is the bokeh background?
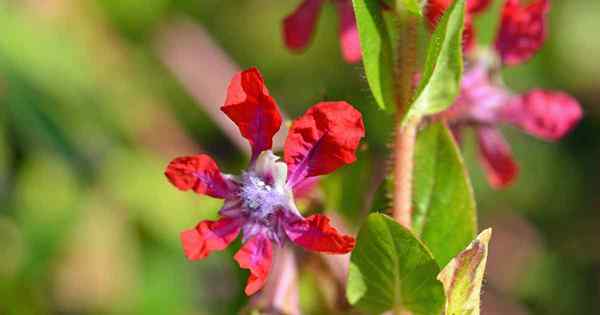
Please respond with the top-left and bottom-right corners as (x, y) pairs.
(1, 0), (599, 314)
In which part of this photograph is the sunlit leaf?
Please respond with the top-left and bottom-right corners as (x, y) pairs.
(347, 213), (445, 314)
(403, 0), (465, 122)
(438, 229), (492, 315)
(352, 0), (396, 112)
(413, 122), (477, 267)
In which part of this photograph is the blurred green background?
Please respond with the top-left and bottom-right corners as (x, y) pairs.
(0, 0), (599, 314)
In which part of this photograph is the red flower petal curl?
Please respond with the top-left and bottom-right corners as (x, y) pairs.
(221, 68), (283, 159)
(501, 90), (582, 141)
(283, 0), (325, 51)
(165, 155), (235, 198)
(284, 102), (365, 186)
(181, 217), (241, 260)
(476, 127), (519, 188)
(335, 0), (362, 63)
(234, 234), (273, 295)
(495, 0), (549, 65)
(285, 214), (355, 254)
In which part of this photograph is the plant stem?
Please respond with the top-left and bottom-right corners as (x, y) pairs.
(392, 117), (418, 228)
(392, 13), (419, 229)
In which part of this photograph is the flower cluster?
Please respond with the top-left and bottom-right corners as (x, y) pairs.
(165, 68), (364, 295)
(427, 0), (582, 188)
(283, 0), (361, 63)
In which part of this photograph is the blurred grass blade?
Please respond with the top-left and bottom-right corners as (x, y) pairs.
(403, 0), (465, 122)
(347, 213), (445, 315)
(438, 229), (492, 315)
(412, 122), (477, 267)
(352, 0), (396, 112)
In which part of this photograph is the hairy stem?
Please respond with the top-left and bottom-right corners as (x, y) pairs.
(392, 117), (418, 228)
(392, 13), (419, 229)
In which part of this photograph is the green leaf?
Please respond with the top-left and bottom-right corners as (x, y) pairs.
(347, 213), (445, 315)
(438, 229), (492, 315)
(352, 0), (396, 111)
(380, 0), (423, 16)
(403, 0), (465, 122)
(398, 0), (424, 15)
(413, 122), (477, 267)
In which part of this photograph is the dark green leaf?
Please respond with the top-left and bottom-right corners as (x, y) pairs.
(352, 0), (396, 111)
(438, 229), (492, 315)
(403, 0), (465, 122)
(413, 122), (477, 267)
(347, 213), (445, 314)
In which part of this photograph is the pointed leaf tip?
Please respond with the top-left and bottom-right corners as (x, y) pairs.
(437, 228), (492, 315)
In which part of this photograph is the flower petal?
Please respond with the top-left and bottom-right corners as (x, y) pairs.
(234, 234), (273, 295)
(501, 89), (582, 141)
(292, 176), (319, 199)
(476, 127), (519, 188)
(284, 102), (365, 186)
(221, 68), (283, 159)
(495, 0), (549, 65)
(285, 214), (355, 254)
(181, 217), (241, 260)
(335, 0), (361, 63)
(165, 155), (236, 198)
(283, 0), (325, 51)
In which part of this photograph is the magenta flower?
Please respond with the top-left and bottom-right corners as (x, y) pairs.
(441, 62), (581, 188)
(283, 0), (361, 63)
(427, 0), (582, 188)
(165, 68), (364, 295)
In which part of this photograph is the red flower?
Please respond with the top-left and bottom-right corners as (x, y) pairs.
(283, 0), (361, 63)
(440, 62), (582, 188)
(165, 68), (364, 295)
(495, 0), (549, 65)
(426, 0), (582, 188)
(425, 0), (549, 65)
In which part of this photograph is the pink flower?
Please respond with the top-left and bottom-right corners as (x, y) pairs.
(426, 0), (582, 188)
(283, 0), (361, 63)
(165, 68), (364, 295)
(440, 62), (582, 188)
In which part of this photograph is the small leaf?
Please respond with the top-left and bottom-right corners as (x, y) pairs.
(413, 122), (477, 267)
(438, 229), (492, 315)
(347, 213), (445, 315)
(403, 0), (466, 122)
(352, 0), (396, 111)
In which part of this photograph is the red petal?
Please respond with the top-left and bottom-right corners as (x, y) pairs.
(477, 127), (519, 189)
(165, 155), (235, 198)
(221, 68), (283, 159)
(495, 0), (549, 65)
(285, 214), (355, 254)
(234, 234), (273, 295)
(284, 102), (364, 186)
(501, 90), (582, 141)
(292, 176), (320, 199)
(335, 0), (361, 63)
(181, 217), (241, 260)
(283, 0), (325, 51)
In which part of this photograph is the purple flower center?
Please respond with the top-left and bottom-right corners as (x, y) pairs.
(239, 172), (287, 222)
